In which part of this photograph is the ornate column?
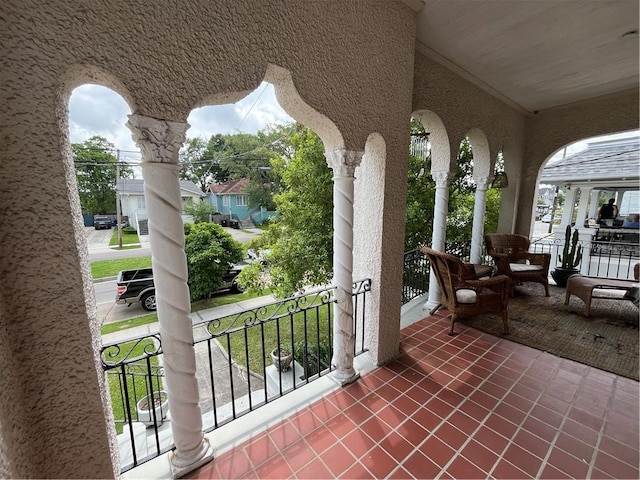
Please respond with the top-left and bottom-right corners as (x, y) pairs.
(426, 171), (453, 310)
(470, 176), (492, 264)
(127, 114), (213, 476)
(325, 149), (363, 386)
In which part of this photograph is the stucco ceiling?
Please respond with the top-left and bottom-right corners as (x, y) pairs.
(414, 0), (639, 113)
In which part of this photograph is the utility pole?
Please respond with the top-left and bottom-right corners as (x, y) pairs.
(116, 150), (123, 248)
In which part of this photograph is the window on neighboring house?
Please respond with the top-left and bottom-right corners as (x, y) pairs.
(222, 196), (229, 206)
(181, 196), (193, 210)
(237, 195), (248, 207)
(137, 196), (146, 209)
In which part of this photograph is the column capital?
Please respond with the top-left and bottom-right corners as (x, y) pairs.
(475, 175), (493, 190)
(127, 114), (189, 164)
(432, 171), (454, 188)
(325, 149), (364, 177)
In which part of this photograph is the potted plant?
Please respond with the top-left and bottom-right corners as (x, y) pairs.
(136, 390), (169, 428)
(270, 344), (293, 372)
(551, 225), (583, 287)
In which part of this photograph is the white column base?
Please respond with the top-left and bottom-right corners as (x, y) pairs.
(331, 368), (360, 386)
(424, 299), (440, 312)
(170, 437), (215, 479)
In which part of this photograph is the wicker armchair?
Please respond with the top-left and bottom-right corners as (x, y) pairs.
(421, 247), (510, 336)
(484, 233), (551, 297)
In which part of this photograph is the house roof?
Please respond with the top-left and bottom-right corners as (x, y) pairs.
(539, 137), (640, 189)
(209, 178), (250, 195)
(116, 179), (204, 196)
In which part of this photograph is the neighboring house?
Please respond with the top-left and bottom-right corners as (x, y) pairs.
(208, 178), (277, 225)
(116, 178), (205, 233)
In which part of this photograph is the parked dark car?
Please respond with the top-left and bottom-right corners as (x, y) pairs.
(93, 215), (112, 230)
(116, 263), (248, 311)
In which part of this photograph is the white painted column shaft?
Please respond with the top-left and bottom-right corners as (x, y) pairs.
(426, 171), (453, 310)
(326, 149), (363, 386)
(470, 176), (492, 264)
(127, 114), (213, 476)
(561, 188), (579, 228)
(575, 187), (593, 228)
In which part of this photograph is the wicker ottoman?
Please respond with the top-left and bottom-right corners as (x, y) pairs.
(565, 275), (637, 317)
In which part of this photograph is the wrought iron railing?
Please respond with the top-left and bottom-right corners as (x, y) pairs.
(102, 279), (371, 472)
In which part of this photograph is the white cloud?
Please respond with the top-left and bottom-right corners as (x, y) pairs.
(68, 82), (293, 152)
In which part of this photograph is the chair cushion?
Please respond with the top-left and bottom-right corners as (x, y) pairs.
(509, 263), (543, 272)
(456, 289), (477, 304)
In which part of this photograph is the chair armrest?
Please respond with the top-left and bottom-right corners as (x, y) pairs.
(523, 252), (551, 269)
(467, 275), (510, 299)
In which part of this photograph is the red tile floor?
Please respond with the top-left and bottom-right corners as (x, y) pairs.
(187, 312), (640, 479)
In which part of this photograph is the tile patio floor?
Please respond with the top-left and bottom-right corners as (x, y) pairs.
(186, 310), (640, 479)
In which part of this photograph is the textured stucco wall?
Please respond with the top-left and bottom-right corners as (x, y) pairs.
(0, 0), (417, 474)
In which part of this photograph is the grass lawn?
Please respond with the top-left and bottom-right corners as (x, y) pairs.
(92, 256), (152, 279)
(109, 228), (141, 247)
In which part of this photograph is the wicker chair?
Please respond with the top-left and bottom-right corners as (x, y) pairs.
(484, 233), (551, 297)
(421, 247), (510, 336)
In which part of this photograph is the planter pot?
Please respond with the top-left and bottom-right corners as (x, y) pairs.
(136, 390), (169, 428)
(271, 348), (293, 372)
(551, 267), (580, 288)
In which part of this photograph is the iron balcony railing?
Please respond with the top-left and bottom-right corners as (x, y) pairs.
(101, 278), (371, 472)
(402, 236), (638, 305)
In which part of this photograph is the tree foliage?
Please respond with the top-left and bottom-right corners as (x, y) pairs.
(73, 136), (133, 214)
(183, 200), (215, 224)
(239, 125), (333, 296)
(179, 124), (294, 209)
(404, 132), (501, 250)
(184, 223), (244, 301)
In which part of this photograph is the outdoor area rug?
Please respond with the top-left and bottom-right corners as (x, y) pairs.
(459, 283), (639, 380)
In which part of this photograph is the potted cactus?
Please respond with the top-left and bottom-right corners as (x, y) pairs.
(551, 225), (583, 287)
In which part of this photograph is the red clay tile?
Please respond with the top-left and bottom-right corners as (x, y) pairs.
(425, 396), (454, 418)
(547, 447), (589, 478)
(324, 412), (357, 438)
(290, 409), (323, 436)
(402, 452), (441, 478)
(295, 458), (333, 479)
(410, 406), (442, 432)
(447, 410), (480, 435)
(594, 450), (640, 479)
(530, 404), (564, 428)
(344, 402), (375, 425)
(484, 413), (519, 440)
(502, 443), (543, 477)
(268, 422), (301, 450)
(253, 453), (293, 479)
(377, 403), (406, 428)
(468, 390), (500, 410)
(396, 417), (429, 447)
(390, 393), (420, 414)
(320, 442), (356, 477)
(342, 461), (373, 479)
(471, 424), (510, 454)
(360, 446), (397, 478)
(281, 439), (315, 472)
(244, 435), (279, 468)
(341, 429), (376, 458)
(360, 391), (387, 413)
(434, 422), (468, 450)
(513, 429), (551, 460)
(215, 450), (252, 478)
(567, 405), (605, 431)
(555, 432), (595, 463)
(490, 459), (529, 479)
(459, 399), (489, 422)
(360, 416), (391, 440)
(417, 435), (455, 467)
(379, 431), (414, 463)
(304, 425), (338, 454)
(388, 466), (413, 479)
(445, 454), (489, 479)
(494, 402), (528, 425)
(405, 384), (433, 405)
(520, 415), (557, 442)
(598, 435), (640, 468)
(539, 463), (573, 479)
(460, 439), (498, 474)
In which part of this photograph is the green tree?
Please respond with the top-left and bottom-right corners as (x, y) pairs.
(179, 137), (216, 192)
(239, 125), (333, 296)
(183, 200), (215, 224)
(184, 223), (244, 301)
(73, 136), (132, 214)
